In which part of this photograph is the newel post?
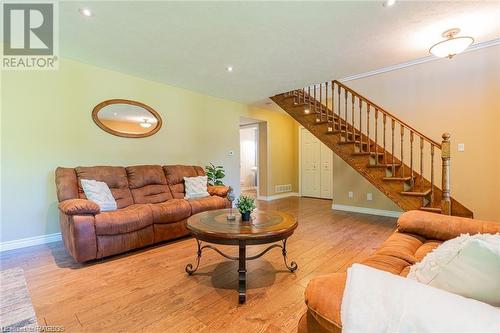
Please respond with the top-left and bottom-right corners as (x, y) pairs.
(441, 133), (451, 215)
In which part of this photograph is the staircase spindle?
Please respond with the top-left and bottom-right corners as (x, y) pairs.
(330, 81), (335, 131)
(337, 85), (341, 131)
(420, 137), (424, 191)
(410, 131), (414, 186)
(441, 133), (451, 215)
(319, 83), (323, 122)
(325, 81), (330, 124)
(351, 94), (355, 140)
(374, 109), (379, 165)
(431, 145), (435, 205)
(383, 114), (387, 165)
(400, 125), (404, 178)
(307, 86), (311, 112)
(367, 105), (371, 155)
(359, 98), (363, 152)
(313, 85), (318, 121)
(344, 89), (348, 137)
(391, 119), (395, 175)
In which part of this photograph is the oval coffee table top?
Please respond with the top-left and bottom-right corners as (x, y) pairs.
(187, 209), (297, 243)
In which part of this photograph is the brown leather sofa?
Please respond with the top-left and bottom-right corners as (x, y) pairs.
(55, 165), (231, 262)
(298, 210), (500, 333)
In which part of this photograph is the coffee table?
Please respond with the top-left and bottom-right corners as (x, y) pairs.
(185, 208), (298, 303)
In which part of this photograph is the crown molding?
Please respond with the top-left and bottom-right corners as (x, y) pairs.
(340, 38), (500, 82)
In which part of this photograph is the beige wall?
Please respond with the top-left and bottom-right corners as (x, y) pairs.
(347, 45), (500, 221)
(243, 107), (299, 197)
(0, 59), (298, 242)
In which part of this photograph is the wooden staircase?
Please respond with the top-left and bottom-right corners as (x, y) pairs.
(271, 80), (473, 218)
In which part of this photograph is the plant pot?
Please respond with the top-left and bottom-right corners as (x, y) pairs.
(241, 211), (251, 221)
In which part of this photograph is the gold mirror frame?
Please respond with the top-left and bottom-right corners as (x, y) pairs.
(92, 99), (162, 138)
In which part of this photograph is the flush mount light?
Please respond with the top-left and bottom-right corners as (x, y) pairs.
(304, 108), (310, 114)
(79, 8), (93, 17)
(226, 66), (233, 72)
(139, 119), (152, 128)
(429, 28), (474, 59)
(383, 0), (396, 7)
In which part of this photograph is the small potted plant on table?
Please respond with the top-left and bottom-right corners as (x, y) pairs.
(236, 195), (256, 222)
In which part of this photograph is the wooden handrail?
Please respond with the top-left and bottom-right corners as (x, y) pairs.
(333, 80), (441, 149)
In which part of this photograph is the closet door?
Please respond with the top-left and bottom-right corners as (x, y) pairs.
(300, 128), (321, 198)
(320, 142), (333, 199)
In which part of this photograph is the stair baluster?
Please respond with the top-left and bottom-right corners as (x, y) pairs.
(330, 81), (335, 132)
(367, 105), (371, 155)
(337, 85), (341, 132)
(351, 94), (355, 140)
(420, 137), (424, 191)
(383, 114), (387, 165)
(325, 82), (329, 127)
(319, 83), (323, 122)
(431, 144), (435, 205)
(391, 119), (396, 175)
(410, 131), (414, 189)
(343, 88), (348, 138)
(374, 109), (379, 165)
(400, 126), (404, 178)
(359, 98), (363, 152)
(313, 85), (319, 122)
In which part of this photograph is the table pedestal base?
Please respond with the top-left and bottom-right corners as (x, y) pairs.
(185, 238), (297, 304)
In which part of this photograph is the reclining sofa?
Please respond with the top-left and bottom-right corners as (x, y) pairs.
(55, 165), (230, 262)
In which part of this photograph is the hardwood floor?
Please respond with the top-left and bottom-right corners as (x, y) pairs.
(0, 197), (396, 333)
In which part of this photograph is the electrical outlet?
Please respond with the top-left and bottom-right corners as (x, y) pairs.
(367, 193), (373, 201)
(458, 143), (465, 152)
(348, 191), (353, 199)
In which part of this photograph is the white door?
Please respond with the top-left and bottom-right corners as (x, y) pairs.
(301, 128), (321, 197)
(301, 128), (333, 199)
(320, 143), (333, 199)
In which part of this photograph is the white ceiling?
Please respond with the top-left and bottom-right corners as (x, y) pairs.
(60, 1), (500, 104)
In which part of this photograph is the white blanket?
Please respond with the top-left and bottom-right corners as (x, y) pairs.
(341, 264), (500, 333)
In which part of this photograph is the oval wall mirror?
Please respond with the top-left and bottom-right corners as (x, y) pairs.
(92, 99), (162, 138)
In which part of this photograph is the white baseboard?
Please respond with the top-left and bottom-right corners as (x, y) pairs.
(258, 192), (299, 201)
(0, 232), (62, 252)
(332, 204), (402, 218)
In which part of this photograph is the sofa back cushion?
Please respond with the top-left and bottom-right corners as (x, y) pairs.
(75, 166), (133, 209)
(163, 165), (205, 199)
(55, 167), (79, 201)
(126, 165), (173, 204)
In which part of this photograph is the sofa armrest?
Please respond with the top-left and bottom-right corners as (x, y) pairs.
(397, 210), (500, 241)
(58, 199), (100, 216)
(207, 185), (230, 197)
(304, 272), (346, 331)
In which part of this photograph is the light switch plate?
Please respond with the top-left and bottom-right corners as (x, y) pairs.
(348, 191), (353, 199)
(367, 193), (373, 201)
(458, 143), (465, 152)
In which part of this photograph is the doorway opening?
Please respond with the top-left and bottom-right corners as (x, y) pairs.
(239, 119), (260, 199)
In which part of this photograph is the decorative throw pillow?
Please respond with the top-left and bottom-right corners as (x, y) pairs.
(184, 176), (209, 199)
(408, 233), (500, 306)
(81, 179), (117, 212)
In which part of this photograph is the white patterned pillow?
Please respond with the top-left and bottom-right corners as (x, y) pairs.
(81, 179), (117, 212)
(184, 176), (209, 199)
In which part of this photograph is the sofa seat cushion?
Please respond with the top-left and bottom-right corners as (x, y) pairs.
(414, 240), (443, 262)
(149, 199), (192, 224)
(188, 196), (228, 215)
(95, 204), (153, 235)
(374, 232), (425, 265)
(304, 272), (346, 331)
(361, 254), (411, 275)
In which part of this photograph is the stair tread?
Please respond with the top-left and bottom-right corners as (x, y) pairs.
(401, 189), (432, 196)
(382, 176), (413, 181)
(367, 163), (401, 168)
(352, 151), (384, 156)
(420, 206), (442, 213)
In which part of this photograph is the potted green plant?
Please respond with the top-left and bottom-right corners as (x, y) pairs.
(235, 195), (256, 222)
(205, 163), (225, 186)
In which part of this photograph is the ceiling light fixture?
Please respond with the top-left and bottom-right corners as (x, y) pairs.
(139, 119), (152, 128)
(79, 8), (93, 17)
(429, 28), (474, 59)
(304, 109), (310, 114)
(383, 0), (396, 7)
(226, 66), (233, 72)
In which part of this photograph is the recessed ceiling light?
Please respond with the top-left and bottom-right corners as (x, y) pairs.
(429, 28), (474, 58)
(79, 8), (93, 17)
(226, 66), (233, 72)
(383, 0), (396, 7)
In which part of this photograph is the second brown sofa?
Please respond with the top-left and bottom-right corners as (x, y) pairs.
(55, 164), (231, 263)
